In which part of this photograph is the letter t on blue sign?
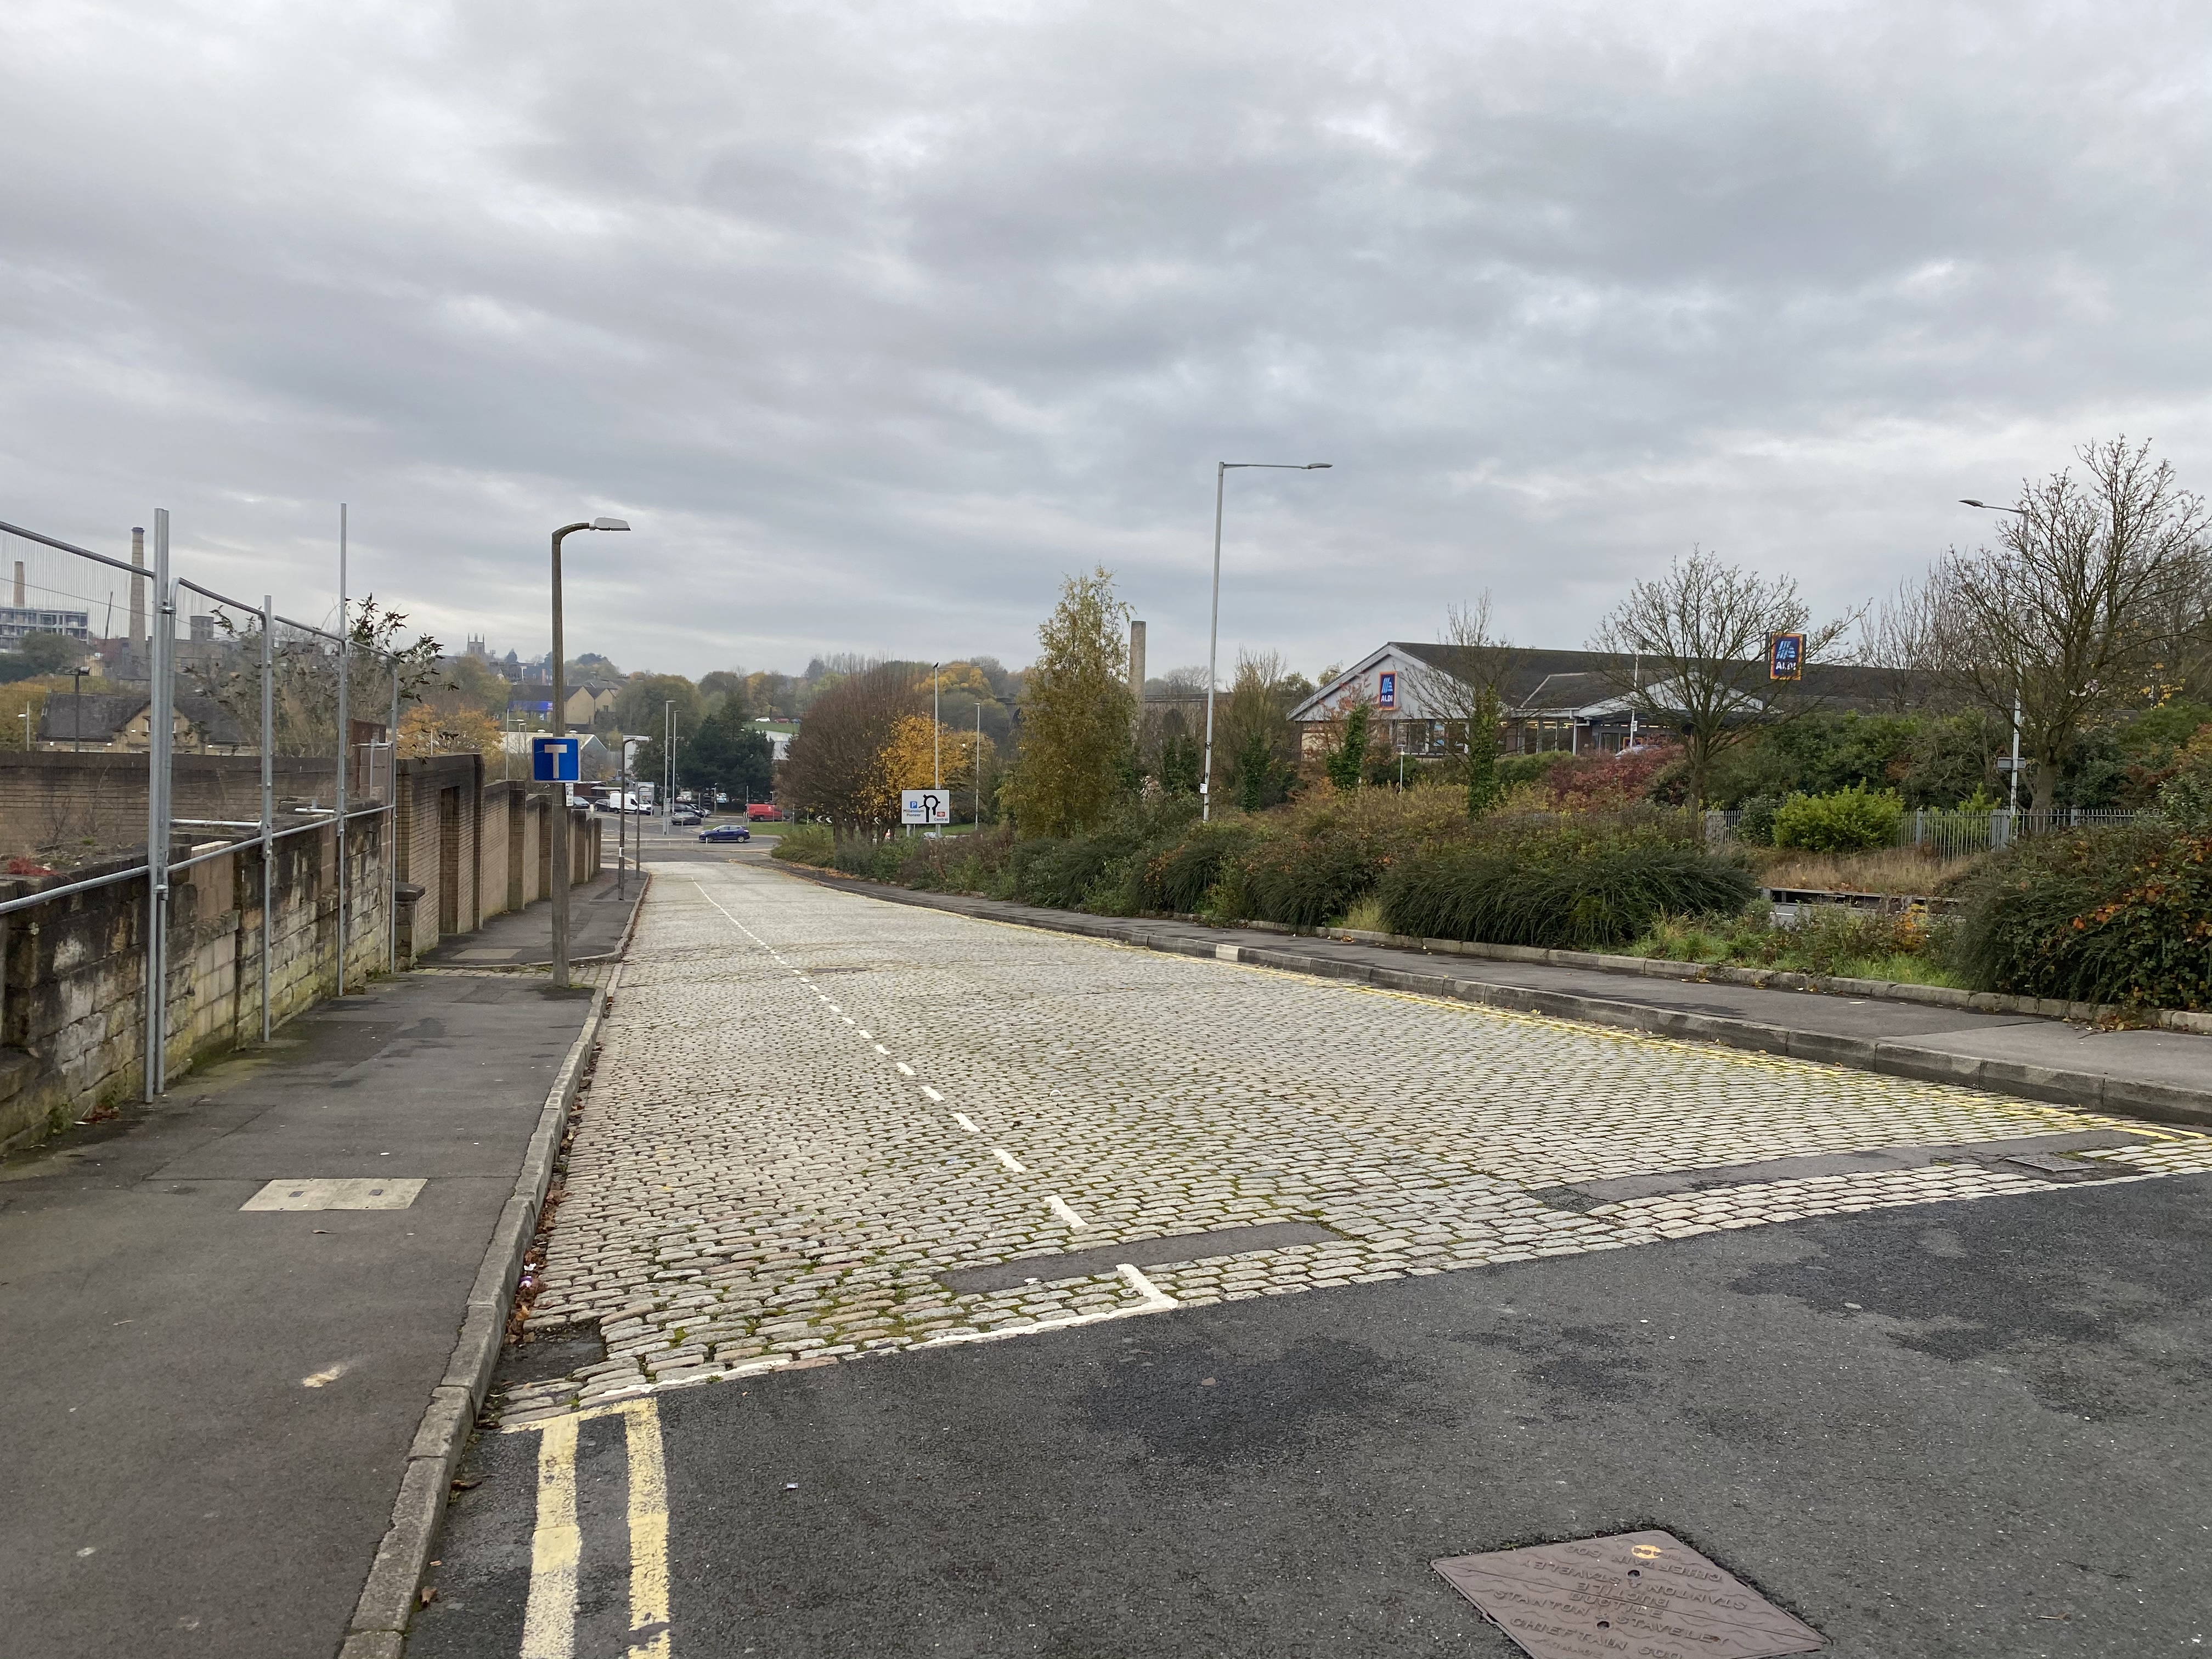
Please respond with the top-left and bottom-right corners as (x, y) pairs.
(532, 736), (580, 782)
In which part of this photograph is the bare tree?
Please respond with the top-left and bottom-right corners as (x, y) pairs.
(777, 662), (926, 832)
(1916, 438), (2212, 808)
(1588, 550), (1856, 807)
(1403, 595), (1521, 813)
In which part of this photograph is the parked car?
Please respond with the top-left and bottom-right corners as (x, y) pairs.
(670, 809), (702, 826)
(698, 823), (752, 843)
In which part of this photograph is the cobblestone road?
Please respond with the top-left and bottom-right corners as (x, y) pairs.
(507, 860), (2212, 1419)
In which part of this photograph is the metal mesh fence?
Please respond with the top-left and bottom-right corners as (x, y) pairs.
(0, 507), (421, 1102)
(0, 517), (160, 867)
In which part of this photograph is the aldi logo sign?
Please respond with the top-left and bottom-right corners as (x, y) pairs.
(1378, 670), (1397, 710)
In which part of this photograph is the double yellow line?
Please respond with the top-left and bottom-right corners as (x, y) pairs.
(517, 1399), (672, 1659)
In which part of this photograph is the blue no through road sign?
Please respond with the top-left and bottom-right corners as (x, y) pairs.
(532, 736), (580, 782)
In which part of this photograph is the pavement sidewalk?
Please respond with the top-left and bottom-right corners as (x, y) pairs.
(422, 869), (643, 967)
(0, 967), (606, 1658)
(772, 862), (2212, 1128)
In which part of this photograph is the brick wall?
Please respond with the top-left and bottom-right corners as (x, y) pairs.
(0, 818), (390, 1150)
(0, 757), (602, 1152)
(391, 758), (599, 960)
(0, 751), (348, 861)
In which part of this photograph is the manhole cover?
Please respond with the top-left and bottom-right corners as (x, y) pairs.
(1433, 1530), (1825, 1658)
(2001, 1151), (2121, 1182)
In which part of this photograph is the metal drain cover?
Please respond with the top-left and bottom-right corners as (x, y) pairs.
(1433, 1530), (1825, 1658)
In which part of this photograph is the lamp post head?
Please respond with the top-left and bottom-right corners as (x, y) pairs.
(1960, 499), (1990, 509)
(590, 517), (630, 532)
(1306, 463), (1331, 469)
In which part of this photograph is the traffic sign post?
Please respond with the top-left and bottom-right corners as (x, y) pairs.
(900, 788), (951, 826)
(532, 736), (580, 783)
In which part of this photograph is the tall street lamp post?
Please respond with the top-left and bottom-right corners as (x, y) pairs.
(1960, 499), (2027, 814)
(1201, 461), (1330, 821)
(550, 516), (629, 989)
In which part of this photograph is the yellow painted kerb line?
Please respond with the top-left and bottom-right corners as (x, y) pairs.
(516, 1398), (674, 1659)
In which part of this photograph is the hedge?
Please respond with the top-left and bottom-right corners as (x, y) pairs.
(1954, 825), (2212, 1009)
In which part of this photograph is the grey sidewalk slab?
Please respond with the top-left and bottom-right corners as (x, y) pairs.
(0, 972), (596, 1659)
(772, 865), (2212, 1127)
(422, 869), (642, 966)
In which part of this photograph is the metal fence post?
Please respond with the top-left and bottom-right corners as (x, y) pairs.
(335, 505), (348, 998)
(388, 671), (400, 974)
(261, 594), (274, 1042)
(143, 510), (175, 1101)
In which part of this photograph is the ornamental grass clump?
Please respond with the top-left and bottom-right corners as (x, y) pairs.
(1380, 836), (1756, 952)
(1137, 820), (1257, 915)
(1954, 824), (2212, 1009)
(770, 822), (834, 865)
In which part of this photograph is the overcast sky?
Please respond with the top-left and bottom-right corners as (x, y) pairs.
(4, 0), (2209, 682)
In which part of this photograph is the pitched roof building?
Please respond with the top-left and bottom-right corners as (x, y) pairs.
(1290, 642), (1932, 757)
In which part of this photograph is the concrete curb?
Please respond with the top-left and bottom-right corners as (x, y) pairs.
(339, 961), (625, 1654)
(773, 864), (2212, 1132)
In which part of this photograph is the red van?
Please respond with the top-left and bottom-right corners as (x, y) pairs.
(745, 803), (784, 822)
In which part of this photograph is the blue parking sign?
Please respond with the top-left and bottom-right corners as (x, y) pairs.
(532, 736), (580, 782)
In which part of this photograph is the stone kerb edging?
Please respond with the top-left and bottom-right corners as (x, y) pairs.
(771, 863), (2212, 1132)
(1311, 926), (2212, 1039)
(339, 963), (624, 1659)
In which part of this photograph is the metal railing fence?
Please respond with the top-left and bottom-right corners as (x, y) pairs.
(1705, 804), (2155, 855)
(0, 508), (417, 1104)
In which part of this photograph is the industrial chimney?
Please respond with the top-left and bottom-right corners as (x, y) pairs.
(1127, 619), (1146, 728)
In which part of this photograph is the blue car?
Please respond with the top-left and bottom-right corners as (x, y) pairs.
(698, 823), (752, 843)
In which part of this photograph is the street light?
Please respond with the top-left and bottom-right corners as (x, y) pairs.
(549, 515), (629, 990)
(1201, 461), (1330, 821)
(1960, 499), (2025, 813)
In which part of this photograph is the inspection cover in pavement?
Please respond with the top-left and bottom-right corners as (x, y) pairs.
(239, 1177), (425, 1211)
(1432, 1530), (1826, 1659)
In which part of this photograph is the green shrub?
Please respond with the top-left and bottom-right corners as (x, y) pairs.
(1953, 825), (2212, 1009)
(828, 836), (902, 880)
(1734, 795), (1782, 847)
(1493, 754), (1559, 794)
(770, 822), (834, 865)
(1380, 842), (1757, 951)
(1137, 821), (1257, 914)
(1771, 785), (1904, 853)
(893, 825), (1014, 891)
(1636, 902), (1960, 984)
(998, 801), (1195, 912)
(1240, 821), (1387, 928)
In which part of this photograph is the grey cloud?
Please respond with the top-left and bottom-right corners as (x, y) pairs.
(3, 0), (2209, 679)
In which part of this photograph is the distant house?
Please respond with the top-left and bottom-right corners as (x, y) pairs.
(1290, 643), (1929, 759)
(36, 691), (251, 753)
(561, 682), (620, 730)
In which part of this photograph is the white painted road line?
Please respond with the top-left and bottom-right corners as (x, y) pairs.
(896, 1062), (916, 1076)
(874, 1043), (891, 1056)
(921, 1086), (945, 1103)
(1047, 1194), (1087, 1229)
(953, 1113), (980, 1133)
(993, 1148), (1026, 1173)
(1116, 1262), (1177, 1308)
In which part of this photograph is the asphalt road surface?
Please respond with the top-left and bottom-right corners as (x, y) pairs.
(407, 859), (2212, 1658)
